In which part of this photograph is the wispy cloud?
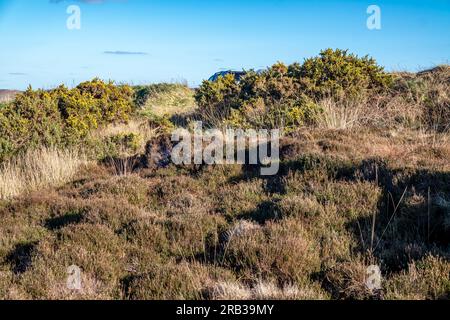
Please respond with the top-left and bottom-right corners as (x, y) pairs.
(50, 0), (108, 4)
(9, 73), (27, 76)
(50, 0), (129, 4)
(104, 51), (148, 55)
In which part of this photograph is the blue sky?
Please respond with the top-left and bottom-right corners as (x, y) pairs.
(0, 0), (449, 89)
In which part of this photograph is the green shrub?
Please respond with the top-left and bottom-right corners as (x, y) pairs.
(57, 79), (134, 140)
(0, 88), (64, 160)
(146, 114), (175, 134)
(55, 86), (101, 141)
(195, 73), (241, 126)
(0, 79), (134, 161)
(241, 63), (299, 103)
(90, 132), (142, 160)
(74, 79), (134, 126)
(194, 49), (391, 130)
(224, 95), (321, 131)
(235, 64), (321, 130)
(195, 64), (321, 130)
(291, 48), (393, 99)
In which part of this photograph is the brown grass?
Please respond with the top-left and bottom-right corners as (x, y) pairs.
(0, 147), (87, 200)
(0, 125), (448, 299)
(0, 67), (449, 300)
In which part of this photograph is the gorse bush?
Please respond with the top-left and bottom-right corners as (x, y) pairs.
(0, 79), (134, 161)
(225, 94), (320, 130)
(56, 86), (101, 140)
(195, 73), (241, 126)
(58, 79), (134, 139)
(233, 63), (321, 129)
(195, 49), (392, 130)
(290, 48), (393, 99)
(76, 79), (133, 123)
(195, 65), (320, 130)
(0, 89), (64, 160)
(98, 132), (142, 159)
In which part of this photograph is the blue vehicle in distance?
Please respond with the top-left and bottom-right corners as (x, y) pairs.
(208, 70), (247, 82)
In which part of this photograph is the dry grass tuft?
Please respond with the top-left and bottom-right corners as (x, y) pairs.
(317, 98), (363, 130)
(94, 119), (156, 141)
(0, 147), (87, 200)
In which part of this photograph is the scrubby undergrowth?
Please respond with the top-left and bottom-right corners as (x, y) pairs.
(0, 50), (449, 300)
(0, 127), (448, 300)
